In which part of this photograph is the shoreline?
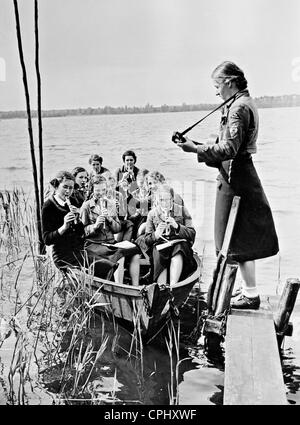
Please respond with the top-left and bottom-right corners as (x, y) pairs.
(1, 101), (300, 121)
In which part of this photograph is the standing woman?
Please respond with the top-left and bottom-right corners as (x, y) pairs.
(42, 171), (116, 279)
(174, 61), (279, 309)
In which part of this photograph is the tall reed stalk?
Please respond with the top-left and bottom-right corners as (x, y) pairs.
(12, 0), (43, 254)
(34, 0), (45, 240)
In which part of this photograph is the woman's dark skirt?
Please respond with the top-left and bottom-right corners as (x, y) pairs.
(215, 157), (279, 262)
(53, 247), (118, 280)
(152, 240), (195, 282)
(84, 241), (139, 268)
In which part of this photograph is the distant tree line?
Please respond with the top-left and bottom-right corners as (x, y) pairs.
(1, 94), (300, 119)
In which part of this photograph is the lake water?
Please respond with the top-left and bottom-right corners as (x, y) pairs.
(1, 106), (300, 404)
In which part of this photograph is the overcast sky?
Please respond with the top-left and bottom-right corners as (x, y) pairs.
(0, 0), (299, 111)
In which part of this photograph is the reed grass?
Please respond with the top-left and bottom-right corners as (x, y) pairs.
(0, 189), (117, 404)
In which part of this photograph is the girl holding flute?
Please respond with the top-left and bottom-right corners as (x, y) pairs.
(41, 171), (116, 279)
(80, 176), (141, 285)
(141, 184), (196, 287)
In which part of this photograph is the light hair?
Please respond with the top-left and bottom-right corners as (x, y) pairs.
(146, 170), (166, 184)
(92, 175), (107, 186)
(89, 154), (103, 164)
(212, 61), (248, 90)
(154, 184), (174, 203)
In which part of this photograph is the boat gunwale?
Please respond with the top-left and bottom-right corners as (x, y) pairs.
(71, 252), (202, 296)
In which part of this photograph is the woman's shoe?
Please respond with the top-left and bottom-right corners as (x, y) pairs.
(231, 294), (260, 310)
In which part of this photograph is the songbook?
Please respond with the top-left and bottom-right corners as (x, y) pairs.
(156, 238), (186, 251)
(113, 240), (137, 249)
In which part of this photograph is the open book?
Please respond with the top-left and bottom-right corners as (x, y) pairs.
(156, 238), (186, 251)
(102, 240), (137, 249)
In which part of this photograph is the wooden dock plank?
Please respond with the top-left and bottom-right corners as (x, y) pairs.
(224, 305), (287, 405)
(252, 317), (286, 404)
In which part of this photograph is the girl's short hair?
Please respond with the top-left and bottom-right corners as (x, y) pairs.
(49, 171), (75, 189)
(155, 184), (174, 202)
(89, 154), (103, 165)
(146, 170), (166, 183)
(122, 150), (137, 163)
(72, 166), (87, 177)
(212, 61), (248, 90)
(91, 175), (107, 186)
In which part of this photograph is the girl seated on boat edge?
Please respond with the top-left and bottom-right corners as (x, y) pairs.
(136, 184), (197, 287)
(80, 175), (141, 285)
(41, 170), (118, 280)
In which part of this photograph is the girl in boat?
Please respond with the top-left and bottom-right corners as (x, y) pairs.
(87, 154), (110, 198)
(146, 170), (184, 211)
(102, 171), (135, 243)
(113, 150), (140, 242)
(80, 175), (141, 285)
(69, 166), (89, 208)
(130, 168), (151, 238)
(114, 150), (139, 195)
(88, 154), (110, 179)
(174, 61), (279, 309)
(140, 184), (196, 287)
(102, 171), (127, 220)
(42, 170), (117, 279)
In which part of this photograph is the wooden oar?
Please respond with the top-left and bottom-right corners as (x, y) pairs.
(206, 196), (241, 314)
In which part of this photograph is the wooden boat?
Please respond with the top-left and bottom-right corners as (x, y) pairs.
(67, 252), (201, 342)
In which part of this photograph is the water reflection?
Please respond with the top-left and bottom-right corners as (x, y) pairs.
(39, 287), (228, 405)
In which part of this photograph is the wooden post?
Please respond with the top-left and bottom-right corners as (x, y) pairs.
(203, 263), (238, 335)
(204, 197), (240, 355)
(207, 196), (240, 313)
(274, 278), (300, 346)
(214, 263), (238, 316)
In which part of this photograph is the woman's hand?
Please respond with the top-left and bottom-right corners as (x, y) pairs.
(95, 215), (106, 228)
(119, 180), (129, 191)
(58, 212), (76, 234)
(177, 137), (198, 153)
(155, 222), (167, 240)
(68, 204), (79, 215)
(101, 207), (113, 223)
(166, 216), (179, 230)
(64, 212), (76, 227)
